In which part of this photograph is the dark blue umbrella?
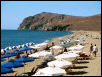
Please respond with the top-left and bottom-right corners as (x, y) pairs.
(11, 50), (23, 54)
(1, 54), (12, 58)
(15, 55), (34, 63)
(1, 58), (6, 62)
(19, 47), (33, 51)
(1, 67), (13, 74)
(5, 52), (16, 56)
(1, 61), (24, 68)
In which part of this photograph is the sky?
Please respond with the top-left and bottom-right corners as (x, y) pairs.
(1, 1), (101, 30)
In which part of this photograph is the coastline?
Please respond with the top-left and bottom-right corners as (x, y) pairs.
(1, 30), (101, 76)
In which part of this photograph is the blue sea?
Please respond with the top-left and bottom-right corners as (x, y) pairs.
(1, 30), (73, 49)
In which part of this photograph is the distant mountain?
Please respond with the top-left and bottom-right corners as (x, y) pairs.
(18, 12), (101, 31)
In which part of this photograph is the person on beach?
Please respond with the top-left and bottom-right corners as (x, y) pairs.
(92, 44), (98, 57)
(89, 43), (93, 56)
(63, 47), (68, 52)
(60, 47), (68, 54)
(34, 49), (38, 53)
(51, 42), (55, 46)
(45, 44), (50, 50)
(15, 53), (21, 59)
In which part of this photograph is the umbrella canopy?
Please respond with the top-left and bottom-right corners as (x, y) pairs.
(15, 55), (34, 62)
(11, 50), (23, 54)
(29, 46), (40, 49)
(1, 49), (4, 53)
(33, 67), (66, 76)
(1, 54), (12, 58)
(44, 55), (55, 62)
(50, 45), (63, 49)
(1, 61), (24, 68)
(1, 58), (6, 62)
(1, 67), (13, 74)
(60, 41), (78, 48)
(68, 44), (84, 50)
(47, 60), (72, 69)
(55, 53), (79, 60)
(19, 47), (33, 51)
(5, 52), (17, 56)
(43, 40), (50, 43)
(29, 50), (52, 58)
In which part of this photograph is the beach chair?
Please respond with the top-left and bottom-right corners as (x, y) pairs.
(78, 53), (91, 60)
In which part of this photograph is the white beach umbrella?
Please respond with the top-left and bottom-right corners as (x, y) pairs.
(33, 67), (66, 76)
(28, 50), (52, 58)
(68, 45), (84, 50)
(55, 53), (79, 60)
(1, 49), (5, 54)
(43, 40), (50, 43)
(1, 49), (4, 53)
(29, 46), (40, 49)
(35, 43), (48, 47)
(47, 59), (72, 69)
(39, 51), (52, 57)
(50, 45), (63, 49)
(28, 53), (40, 58)
(21, 44), (25, 48)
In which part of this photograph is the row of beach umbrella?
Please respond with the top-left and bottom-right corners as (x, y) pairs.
(1, 42), (35, 53)
(1, 55), (34, 74)
(32, 43), (84, 76)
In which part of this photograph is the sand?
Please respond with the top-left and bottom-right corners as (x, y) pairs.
(1, 30), (101, 76)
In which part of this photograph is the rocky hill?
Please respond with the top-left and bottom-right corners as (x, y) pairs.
(18, 12), (101, 31)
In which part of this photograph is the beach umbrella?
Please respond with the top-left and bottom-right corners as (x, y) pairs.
(1, 60), (24, 68)
(1, 49), (4, 53)
(44, 55), (55, 62)
(55, 53), (79, 60)
(5, 52), (16, 56)
(43, 40), (50, 43)
(15, 55), (34, 62)
(68, 44), (84, 50)
(28, 52), (40, 58)
(19, 47), (33, 51)
(50, 45), (63, 49)
(1, 54), (12, 58)
(1, 67), (13, 74)
(39, 50), (52, 57)
(1, 58), (6, 62)
(11, 50), (23, 54)
(60, 41), (78, 48)
(20, 45), (24, 48)
(47, 59), (72, 69)
(29, 46), (40, 49)
(5, 47), (12, 50)
(1, 49), (5, 54)
(28, 50), (52, 58)
(12, 46), (17, 49)
(33, 67), (66, 76)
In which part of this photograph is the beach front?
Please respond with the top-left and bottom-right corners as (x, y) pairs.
(1, 30), (101, 76)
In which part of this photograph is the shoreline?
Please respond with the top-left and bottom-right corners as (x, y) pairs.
(1, 30), (73, 49)
(1, 30), (101, 76)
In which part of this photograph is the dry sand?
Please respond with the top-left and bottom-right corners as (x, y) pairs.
(1, 30), (101, 76)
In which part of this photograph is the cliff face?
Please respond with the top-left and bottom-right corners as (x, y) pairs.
(18, 12), (101, 31)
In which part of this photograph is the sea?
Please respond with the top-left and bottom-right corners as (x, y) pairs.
(1, 30), (73, 49)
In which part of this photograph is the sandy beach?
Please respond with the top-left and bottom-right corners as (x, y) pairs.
(1, 30), (101, 76)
